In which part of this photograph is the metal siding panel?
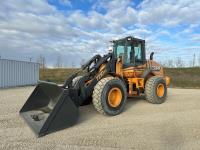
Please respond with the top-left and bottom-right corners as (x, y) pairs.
(30, 63), (32, 84)
(36, 64), (38, 83)
(5, 60), (7, 87)
(2, 61), (5, 87)
(0, 59), (39, 88)
(33, 64), (35, 83)
(28, 62), (30, 84)
(2, 60), (4, 87)
(0, 60), (2, 87)
(26, 62), (29, 85)
(0, 60), (1, 87)
(10, 61), (13, 87)
(34, 65), (36, 83)
(12, 60), (14, 87)
(21, 61), (23, 85)
(4, 60), (7, 87)
(21, 62), (23, 85)
(27, 63), (29, 85)
(3, 60), (5, 87)
(0, 60), (2, 88)
(35, 64), (38, 83)
(26, 62), (28, 85)
(28, 63), (30, 84)
(22, 62), (25, 85)
(13, 61), (16, 87)
(2, 60), (4, 88)
(31, 63), (33, 84)
(19, 61), (22, 86)
(19, 61), (21, 86)
(16, 61), (19, 86)
(25, 62), (27, 85)
(1, 60), (2, 87)
(22, 62), (24, 85)
(36, 64), (39, 83)
(9, 61), (11, 86)
(8, 60), (10, 87)
(3, 60), (5, 88)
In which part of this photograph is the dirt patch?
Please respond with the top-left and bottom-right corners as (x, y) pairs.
(0, 87), (200, 149)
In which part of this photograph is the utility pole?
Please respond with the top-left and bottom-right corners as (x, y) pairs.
(193, 53), (196, 67)
(198, 53), (200, 67)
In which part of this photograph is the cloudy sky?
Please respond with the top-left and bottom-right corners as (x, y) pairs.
(0, 0), (200, 67)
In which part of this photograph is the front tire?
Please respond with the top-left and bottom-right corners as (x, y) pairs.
(145, 76), (167, 104)
(92, 77), (127, 116)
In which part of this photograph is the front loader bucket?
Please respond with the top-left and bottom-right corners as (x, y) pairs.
(20, 82), (79, 137)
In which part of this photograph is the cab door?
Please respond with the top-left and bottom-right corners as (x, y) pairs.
(133, 41), (146, 66)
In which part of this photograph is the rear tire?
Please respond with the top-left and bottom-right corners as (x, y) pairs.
(145, 76), (167, 104)
(92, 77), (127, 116)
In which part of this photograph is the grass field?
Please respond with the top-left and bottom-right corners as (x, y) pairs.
(164, 67), (200, 88)
(40, 67), (200, 88)
(40, 68), (80, 84)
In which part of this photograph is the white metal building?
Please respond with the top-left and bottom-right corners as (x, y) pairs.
(0, 59), (39, 88)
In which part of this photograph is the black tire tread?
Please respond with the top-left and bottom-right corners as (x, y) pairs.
(145, 76), (167, 104)
(92, 76), (114, 114)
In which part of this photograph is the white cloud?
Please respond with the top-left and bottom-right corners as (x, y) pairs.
(0, 0), (56, 15)
(58, 0), (71, 6)
(138, 0), (200, 26)
(191, 34), (200, 42)
(68, 10), (108, 30)
(0, 0), (199, 66)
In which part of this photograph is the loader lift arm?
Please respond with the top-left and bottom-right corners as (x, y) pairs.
(65, 53), (116, 106)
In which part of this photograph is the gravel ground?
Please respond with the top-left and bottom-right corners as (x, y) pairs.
(0, 87), (200, 150)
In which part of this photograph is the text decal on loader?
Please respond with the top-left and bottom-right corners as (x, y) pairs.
(151, 66), (161, 71)
(96, 69), (106, 81)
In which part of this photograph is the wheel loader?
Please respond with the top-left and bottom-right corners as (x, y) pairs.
(20, 36), (170, 137)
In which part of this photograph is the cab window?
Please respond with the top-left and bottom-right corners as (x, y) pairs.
(134, 43), (142, 60)
(126, 45), (132, 63)
(115, 44), (133, 64)
(116, 45), (125, 58)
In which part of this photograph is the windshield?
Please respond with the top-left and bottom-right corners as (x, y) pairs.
(114, 41), (142, 64)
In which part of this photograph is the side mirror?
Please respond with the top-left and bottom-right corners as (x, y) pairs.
(150, 52), (154, 60)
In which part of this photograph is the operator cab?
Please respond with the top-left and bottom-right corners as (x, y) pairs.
(112, 36), (146, 67)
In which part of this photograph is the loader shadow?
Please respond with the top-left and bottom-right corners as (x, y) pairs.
(125, 95), (146, 111)
(77, 95), (146, 125)
(77, 104), (99, 124)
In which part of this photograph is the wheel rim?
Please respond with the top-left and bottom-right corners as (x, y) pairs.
(157, 83), (165, 97)
(108, 87), (122, 107)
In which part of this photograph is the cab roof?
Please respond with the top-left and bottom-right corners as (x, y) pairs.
(111, 36), (145, 43)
